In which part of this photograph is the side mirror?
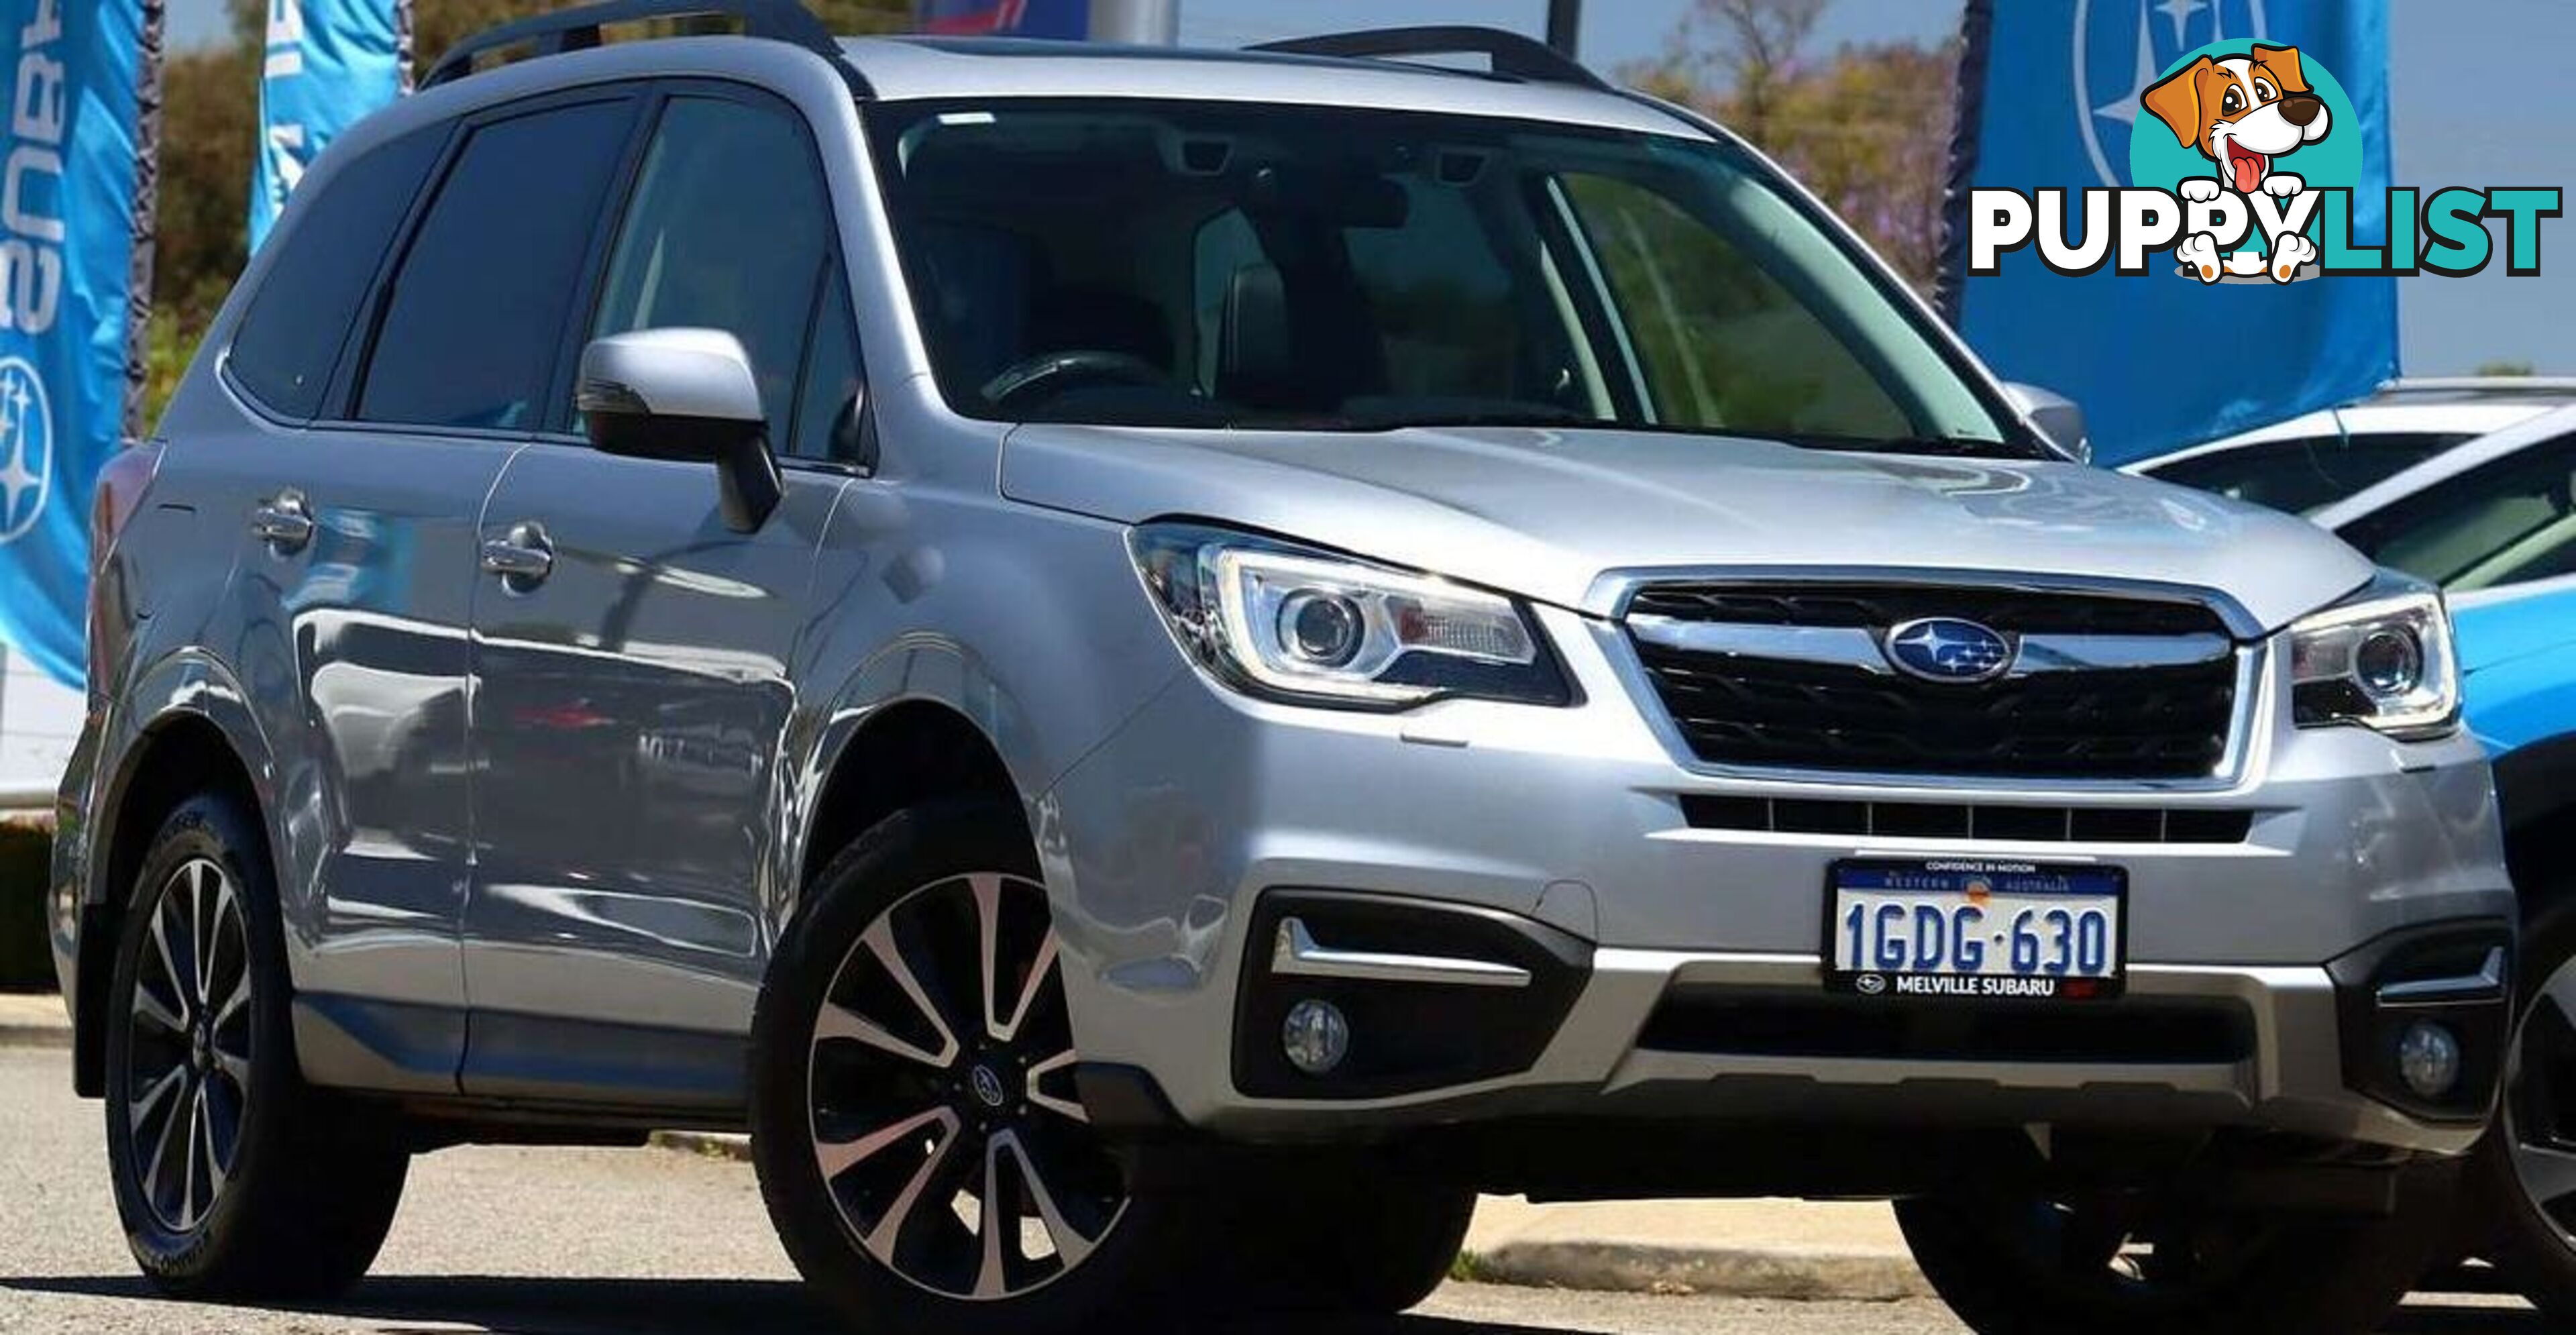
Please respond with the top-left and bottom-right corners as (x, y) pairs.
(576, 328), (782, 532)
(2002, 382), (2092, 465)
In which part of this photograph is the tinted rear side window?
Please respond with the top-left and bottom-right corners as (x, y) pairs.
(228, 127), (444, 419)
(358, 99), (633, 431)
(2145, 432), (2470, 515)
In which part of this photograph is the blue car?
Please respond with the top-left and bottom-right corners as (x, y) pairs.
(2450, 574), (2576, 1316)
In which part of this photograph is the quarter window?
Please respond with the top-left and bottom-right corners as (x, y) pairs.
(229, 127), (444, 419)
(590, 96), (834, 439)
(357, 98), (635, 431)
(792, 278), (865, 464)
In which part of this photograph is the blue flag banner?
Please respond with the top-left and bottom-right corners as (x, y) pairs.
(0, 0), (160, 688)
(252, 0), (407, 252)
(916, 0), (1091, 40)
(1944, 0), (2396, 466)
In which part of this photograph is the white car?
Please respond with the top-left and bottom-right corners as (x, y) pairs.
(2130, 378), (2576, 516)
(2314, 399), (2576, 595)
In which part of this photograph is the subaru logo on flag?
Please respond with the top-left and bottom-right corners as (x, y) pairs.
(1883, 618), (2017, 684)
(0, 358), (52, 546)
(2075, 0), (2271, 187)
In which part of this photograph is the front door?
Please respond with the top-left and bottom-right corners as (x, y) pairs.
(460, 88), (854, 1108)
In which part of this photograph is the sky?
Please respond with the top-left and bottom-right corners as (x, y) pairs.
(167, 0), (2572, 376)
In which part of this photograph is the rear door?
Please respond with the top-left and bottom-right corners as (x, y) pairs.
(241, 91), (643, 1086)
(187, 120), (498, 1087)
(460, 86), (857, 1107)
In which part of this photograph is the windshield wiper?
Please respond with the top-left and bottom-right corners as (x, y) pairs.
(1772, 433), (2048, 460)
(1344, 408), (1595, 431)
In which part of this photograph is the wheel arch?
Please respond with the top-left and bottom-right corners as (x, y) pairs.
(794, 697), (1026, 904)
(76, 696), (275, 1098)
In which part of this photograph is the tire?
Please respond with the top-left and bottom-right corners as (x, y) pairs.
(1895, 1162), (2457, 1335)
(750, 800), (1212, 1335)
(1218, 1169), (1474, 1316)
(102, 792), (411, 1299)
(2475, 884), (2576, 1322)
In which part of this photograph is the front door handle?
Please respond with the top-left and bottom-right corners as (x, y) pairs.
(250, 490), (314, 553)
(480, 521), (554, 590)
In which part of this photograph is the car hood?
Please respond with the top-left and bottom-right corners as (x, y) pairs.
(1001, 424), (2375, 631)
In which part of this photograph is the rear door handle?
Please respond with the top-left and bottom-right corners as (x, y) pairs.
(480, 521), (554, 590)
(250, 490), (314, 553)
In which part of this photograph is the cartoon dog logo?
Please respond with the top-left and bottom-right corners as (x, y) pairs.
(2143, 44), (2333, 283)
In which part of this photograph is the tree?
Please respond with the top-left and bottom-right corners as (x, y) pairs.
(1621, 0), (1959, 288)
(2475, 360), (2536, 378)
(1628, 0), (1825, 148)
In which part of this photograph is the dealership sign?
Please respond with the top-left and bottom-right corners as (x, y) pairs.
(252, 0), (408, 251)
(1949, 0), (2402, 466)
(0, 0), (157, 688)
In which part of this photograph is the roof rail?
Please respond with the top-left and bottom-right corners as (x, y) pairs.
(2377, 376), (2576, 396)
(422, 0), (864, 93)
(1250, 26), (1611, 93)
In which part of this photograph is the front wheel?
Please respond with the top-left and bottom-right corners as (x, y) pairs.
(1896, 1165), (2454, 1335)
(1220, 1171), (1474, 1316)
(750, 801), (1210, 1335)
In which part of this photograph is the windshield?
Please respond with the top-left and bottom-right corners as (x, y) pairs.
(867, 99), (2027, 457)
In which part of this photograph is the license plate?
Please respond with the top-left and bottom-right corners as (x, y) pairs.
(1824, 858), (2127, 1000)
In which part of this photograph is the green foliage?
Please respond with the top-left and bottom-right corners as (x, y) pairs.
(2476, 361), (2536, 378)
(1621, 0), (1959, 289)
(147, 0), (908, 425)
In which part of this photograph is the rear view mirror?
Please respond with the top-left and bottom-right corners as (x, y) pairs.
(576, 328), (781, 531)
(2003, 382), (2092, 464)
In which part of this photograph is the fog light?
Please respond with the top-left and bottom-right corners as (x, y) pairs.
(2397, 1020), (2464, 1099)
(1282, 999), (1350, 1076)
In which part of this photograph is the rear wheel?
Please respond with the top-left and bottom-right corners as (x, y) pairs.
(751, 801), (1210, 1335)
(103, 792), (411, 1299)
(1896, 1165), (2454, 1335)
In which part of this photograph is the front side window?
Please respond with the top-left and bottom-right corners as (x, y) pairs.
(590, 95), (836, 438)
(2342, 436), (2576, 591)
(869, 100), (2021, 457)
(358, 99), (635, 430)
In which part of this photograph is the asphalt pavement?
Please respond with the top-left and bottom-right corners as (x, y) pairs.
(0, 1046), (2544, 1335)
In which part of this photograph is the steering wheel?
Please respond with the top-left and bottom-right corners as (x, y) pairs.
(980, 350), (1171, 410)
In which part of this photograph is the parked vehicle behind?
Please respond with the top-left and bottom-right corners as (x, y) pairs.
(2130, 378), (2576, 517)
(53, 7), (2515, 1334)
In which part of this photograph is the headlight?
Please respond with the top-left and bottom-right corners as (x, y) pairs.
(1130, 523), (1572, 709)
(2287, 582), (2459, 740)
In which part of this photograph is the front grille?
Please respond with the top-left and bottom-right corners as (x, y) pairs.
(1627, 582), (2239, 782)
(1638, 991), (2255, 1065)
(1678, 794), (2256, 845)
(1626, 583), (2227, 636)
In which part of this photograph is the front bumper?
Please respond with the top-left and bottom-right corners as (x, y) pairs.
(1043, 604), (2515, 1157)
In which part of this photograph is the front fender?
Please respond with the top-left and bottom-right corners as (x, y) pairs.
(779, 484), (1185, 934)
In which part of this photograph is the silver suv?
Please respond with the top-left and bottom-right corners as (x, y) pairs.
(52, 7), (2515, 1334)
